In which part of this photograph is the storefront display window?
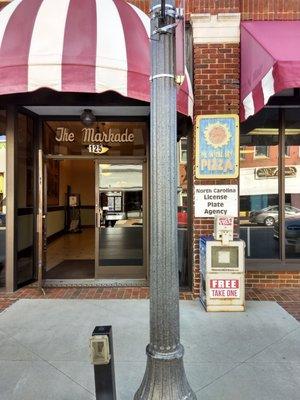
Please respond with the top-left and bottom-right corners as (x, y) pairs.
(178, 136), (189, 286)
(17, 113), (35, 285)
(0, 110), (6, 287)
(240, 107), (300, 261)
(284, 109), (300, 259)
(240, 138), (280, 259)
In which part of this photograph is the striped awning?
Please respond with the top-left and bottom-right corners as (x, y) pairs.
(0, 0), (193, 117)
(241, 21), (300, 121)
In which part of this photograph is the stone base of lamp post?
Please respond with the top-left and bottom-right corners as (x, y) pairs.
(134, 344), (197, 400)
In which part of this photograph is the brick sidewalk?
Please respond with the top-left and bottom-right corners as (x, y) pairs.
(0, 287), (192, 311)
(0, 287), (299, 321)
(247, 288), (300, 321)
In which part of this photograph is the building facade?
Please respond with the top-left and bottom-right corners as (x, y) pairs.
(0, 0), (300, 294)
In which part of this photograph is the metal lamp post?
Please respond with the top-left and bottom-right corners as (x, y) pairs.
(134, 1), (196, 399)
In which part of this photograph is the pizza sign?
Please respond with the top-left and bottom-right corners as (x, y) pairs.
(195, 115), (239, 179)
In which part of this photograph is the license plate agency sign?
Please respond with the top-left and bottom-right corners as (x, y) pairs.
(195, 114), (239, 179)
(195, 185), (238, 217)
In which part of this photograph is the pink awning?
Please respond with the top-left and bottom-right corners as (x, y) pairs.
(0, 0), (193, 117)
(241, 21), (300, 121)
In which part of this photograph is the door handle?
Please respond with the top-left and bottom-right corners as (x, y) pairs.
(96, 212), (100, 228)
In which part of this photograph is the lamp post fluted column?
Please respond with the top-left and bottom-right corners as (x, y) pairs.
(134, 1), (196, 399)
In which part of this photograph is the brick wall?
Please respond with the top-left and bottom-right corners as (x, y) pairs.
(193, 44), (239, 116)
(246, 271), (300, 289)
(241, 0), (300, 20)
(190, 0), (240, 14)
(130, 1), (240, 17)
(130, 0), (300, 18)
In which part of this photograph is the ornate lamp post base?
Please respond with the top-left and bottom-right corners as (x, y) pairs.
(134, 345), (197, 400)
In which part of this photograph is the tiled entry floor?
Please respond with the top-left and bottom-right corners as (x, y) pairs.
(46, 227), (143, 277)
(46, 228), (94, 270)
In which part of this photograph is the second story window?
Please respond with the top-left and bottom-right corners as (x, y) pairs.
(179, 137), (187, 163)
(254, 145), (269, 158)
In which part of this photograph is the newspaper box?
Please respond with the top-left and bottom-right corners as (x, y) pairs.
(200, 217), (245, 312)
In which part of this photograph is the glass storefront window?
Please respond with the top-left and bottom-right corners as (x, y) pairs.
(17, 113), (35, 285)
(240, 107), (300, 261)
(285, 108), (300, 259)
(178, 137), (189, 286)
(0, 110), (6, 287)
(240, 138), (280, 259)
(240, 108), (280, 259)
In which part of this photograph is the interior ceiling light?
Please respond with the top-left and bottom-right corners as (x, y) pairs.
(80, 109), (96, 127)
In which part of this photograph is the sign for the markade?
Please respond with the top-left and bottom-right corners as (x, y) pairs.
(195, 114), (239, 179)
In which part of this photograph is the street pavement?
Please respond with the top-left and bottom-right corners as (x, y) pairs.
(0, 299), (299, 400)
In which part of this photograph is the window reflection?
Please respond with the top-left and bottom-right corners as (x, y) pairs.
(98, 164), (143, 270)
(17, 114), (35, 285)
(0, 110), (6, 287)
(178, 137), (189, 286)
(240, 108), (300, 260)
(239, 135), (279, 259)
(285, 109), (300, 259)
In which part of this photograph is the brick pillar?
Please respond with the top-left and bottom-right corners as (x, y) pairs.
(190, 12), (240, 297)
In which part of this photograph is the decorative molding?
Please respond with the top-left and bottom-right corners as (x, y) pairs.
(190, 13), (241, 44)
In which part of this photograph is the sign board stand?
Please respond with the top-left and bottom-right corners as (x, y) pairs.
(200, 217), (245, 312)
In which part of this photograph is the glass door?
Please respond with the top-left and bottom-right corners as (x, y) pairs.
(95, 162), (146, 279)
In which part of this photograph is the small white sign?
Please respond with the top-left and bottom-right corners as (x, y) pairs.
(195, 185), (238, 217)
(214, 216), (234, 241)
(69, 195), (78, 207)
(209, 278), (240, 299)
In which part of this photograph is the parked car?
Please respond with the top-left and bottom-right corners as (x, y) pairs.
(178, 206), (187, 227)
(249, 205), (300, 226)
(0, 197), (5, 227)
(0, 211), (5, 227)
(273, 216), (300, 253)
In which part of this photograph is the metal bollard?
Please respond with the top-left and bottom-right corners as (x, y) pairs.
(90, 326), (117, 400)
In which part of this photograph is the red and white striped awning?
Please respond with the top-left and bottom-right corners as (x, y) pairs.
(0, 0), (193, 117)
(241, 21), (300, 121)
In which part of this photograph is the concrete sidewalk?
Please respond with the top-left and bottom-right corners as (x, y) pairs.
(0, 300), (299, 400)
